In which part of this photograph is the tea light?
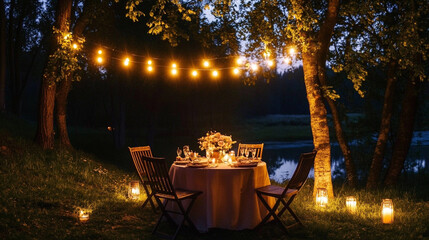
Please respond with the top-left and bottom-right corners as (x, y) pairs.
(79, 210), (89, 223)
(211, 158), (216, 164)
(128, 181), (140, 200)
(316, 188), (328, 207)
(346, 196), (357, 213)
(381, 199), (394, 224)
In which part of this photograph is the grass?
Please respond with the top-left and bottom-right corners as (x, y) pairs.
(1, 114), (429, 239)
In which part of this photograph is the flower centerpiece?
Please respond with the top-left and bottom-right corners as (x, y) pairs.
(199, 131), (236, 161)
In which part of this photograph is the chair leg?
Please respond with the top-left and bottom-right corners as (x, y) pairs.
(256, 192), (281, 228)
(141, 184), (157, 212)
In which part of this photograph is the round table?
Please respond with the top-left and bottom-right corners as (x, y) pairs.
(168, 162), (274, 232)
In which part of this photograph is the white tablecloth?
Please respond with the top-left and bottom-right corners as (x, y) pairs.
(168, 162), (274, 232)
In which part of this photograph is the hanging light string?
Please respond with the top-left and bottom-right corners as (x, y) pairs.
(86, 42), (297, 76)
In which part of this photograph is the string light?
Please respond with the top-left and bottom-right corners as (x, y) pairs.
(203, 60), (210, 68)
(171, 69), (178, 75)
(284, 57), (292, 65)
(98, 49), (103, 55)
(191, 70), (198, 77)
(147, 59), (153, 65)
(233, 68), (240, 75)
(236, 56), (245, 65)
(97, 57), (103, 64)
(212, 70), (219, 77)
(123, 57), (130, 66)
(250, 63), (259, 72)
(147, 66), (153, 72)
(72, 43), (78, 49)
(289, 47), (296, 55)
(267, 59), (274, 68)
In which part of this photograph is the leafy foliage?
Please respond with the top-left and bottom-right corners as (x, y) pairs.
(43, 27), (85, 85)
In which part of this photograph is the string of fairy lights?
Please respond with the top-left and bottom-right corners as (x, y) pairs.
(76, 42), (297, 79)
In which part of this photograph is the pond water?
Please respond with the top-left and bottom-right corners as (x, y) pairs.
(264, 131), (429, 183)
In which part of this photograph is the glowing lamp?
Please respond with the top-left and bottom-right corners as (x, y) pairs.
(97, 57), (103, 64)
(250, 63), (258, 72)
(233, 68), (240, 75)
(97, 49), (103, 55)
(147, 60), (152, 65)
(316, 188), (328, 207)
(78, 210), (89, 223)
(147, 66), (153, 72)
(284, 57), (292, 65)
(267, 59), (274, 67)
(72, 43), (78, 49)
(191, 70), (198, 77)
(381, 199), (394, 224)
(212, 70), (219, 77)
(123, 57), (130, 66)
(171, 63), (177, 68)
(203, 60), (210, 68)
(128, 181), (140, 200)
(171, 68), (178, 75)
(346, 196), (357, 213)
(236, 56), (245, 65)
(289, 47), (296, 55)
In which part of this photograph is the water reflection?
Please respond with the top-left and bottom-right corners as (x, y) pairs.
(265, 131), (429, 183)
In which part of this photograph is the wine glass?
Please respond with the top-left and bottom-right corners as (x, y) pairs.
(183, 145), (190, 158)
(240, 148), (245, 157)
(251, 149), (256, 159)
(176, 147), (182, 158)
(244, 148), (250, 158)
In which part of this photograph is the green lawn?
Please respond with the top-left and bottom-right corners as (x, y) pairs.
(1, 114), (429, 239)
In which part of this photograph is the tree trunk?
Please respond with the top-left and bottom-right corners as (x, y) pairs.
(53, 1), (90, 149)
(302, 51), (334, 198)
(55, 77), (72, 148)
(366, 61), (397, 189)
(35, 0), (72, 149)
(0, 0), (6, 112)
(384, 79), (420, 186)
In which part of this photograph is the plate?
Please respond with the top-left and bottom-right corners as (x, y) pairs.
(187, 163), (209, 168)
(235, 162), (258, 167)
(174, 160), (190, 165)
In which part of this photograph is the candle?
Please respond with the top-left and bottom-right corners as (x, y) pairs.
(316, 188), (328, 207)
(128, 181), (140, 200)
(346, 196), (357, 213)
(381, 199), (394, 224)
(212, 158), (216, 164)
(79, 210), (89, 223)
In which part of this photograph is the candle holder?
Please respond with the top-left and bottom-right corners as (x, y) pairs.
(346, 196), (357, 213)
(381, 199), (394, 224)
(128, 180), (140, 200)
(78, 209), (90, 223)
(315, 188), (328, 207)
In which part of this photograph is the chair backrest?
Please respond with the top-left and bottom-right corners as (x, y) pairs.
(140, 156), (176, 198)
(237, 143), (264, 158)
(128, 146), (153, 182)
(284, 150), (317, 193)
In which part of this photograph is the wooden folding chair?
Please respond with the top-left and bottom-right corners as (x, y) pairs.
(237, 143), (264, 158)
(255, 150), (316, 233)
(128, 146), (157, 212)
(141, 156), (202, 240)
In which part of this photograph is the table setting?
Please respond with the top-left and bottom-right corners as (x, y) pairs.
(167, 131), (274, 232)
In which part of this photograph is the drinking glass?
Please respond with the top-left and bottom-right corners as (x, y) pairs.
(240, 148), (245, 157)
(251, 149), (256, 159)
(176, 147), (182, 157)
(245, 148), (249, 158)
(183, 145), (190, 158)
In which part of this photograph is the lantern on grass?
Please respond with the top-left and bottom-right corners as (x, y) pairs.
(346, 196), (357, 213)
(316, 188), (328, 207)
(381, 199), (394, 224)
(78, 210), (90, 223)
(128, 180), (140, 200)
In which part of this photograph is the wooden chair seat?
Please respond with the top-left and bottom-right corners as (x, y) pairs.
(156, 189), (201, 200)
(255, 150), (316, 234)
(256, 185), (298, 198)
